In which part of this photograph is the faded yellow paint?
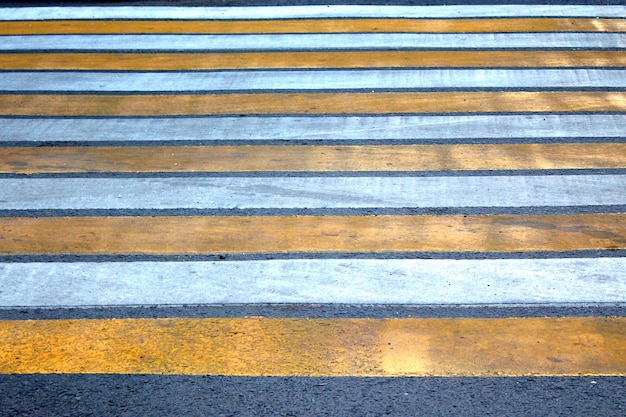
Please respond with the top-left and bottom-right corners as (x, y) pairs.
(1, 51), (623, 71)
(380, 317), (626, 376)
(2, 18), (624, 35)
(1, 144), (626, 174)
(0, 214), (624, 255)
(0, 317), (624, 376)
(1, 91), (624, 116)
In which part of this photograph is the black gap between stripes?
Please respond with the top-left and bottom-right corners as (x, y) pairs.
(2, 205), (626, 218)
(2, 168), (626, 178)
(2, 250), (626, 264)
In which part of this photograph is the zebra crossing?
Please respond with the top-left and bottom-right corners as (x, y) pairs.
(0, 3), (625, 414)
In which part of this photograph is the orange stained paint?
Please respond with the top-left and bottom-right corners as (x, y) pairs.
(1, 144), (626, 174)
(0, 317), (624, 376)
(1, 91), (625, 116)
(2, 18), (625, 35)
(0, 51), (624, 70)
(0, 214), (625, 255)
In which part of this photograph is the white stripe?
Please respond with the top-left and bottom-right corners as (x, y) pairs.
(1, 6), (625, 20)
(2, 176), (624, 210)
(2, 33), (623, 50)
(2, 115), (624, 142)
(1, 258), (624, 306)
(4, 69), (626, 92)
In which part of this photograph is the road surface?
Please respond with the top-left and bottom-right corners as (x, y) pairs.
(0, 2), (625, 415)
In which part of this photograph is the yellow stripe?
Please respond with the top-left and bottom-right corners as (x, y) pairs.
(1, 214), (624, 255)
(2, 144), (626, 174)
(2, 18), (624, 35)
(1, 51), (623, 70)
(1, 317), (624, 376)
(2, 92), (624, 116)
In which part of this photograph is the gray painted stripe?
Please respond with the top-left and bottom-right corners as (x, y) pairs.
(4, 69), (626, 92)
(1, 115), (624, 142)
(1, 258), (624, 306)
(1, 175), (624, 210)
(2, 33), (623, 51)
(1, 6), (625, 20)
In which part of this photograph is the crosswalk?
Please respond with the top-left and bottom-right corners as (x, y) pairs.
(0, 4), (625, 414)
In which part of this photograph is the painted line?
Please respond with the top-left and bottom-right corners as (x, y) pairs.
(2, 6), (625, 20)
(2, 92), (625, 116)
(5, 70), (626, 92)
(2, 175), (624, 210)
(2, 115), (623, 142)
(2, 33), (624, 51)
(3, 51), (623, 71)
(0, 316), (624, 376)
(4, 91), (626, 117)
(1, 258), (625, 306)
(3, 18), (625, 35)
(0, 213), (624, 255)
(2, 144), (625, 174)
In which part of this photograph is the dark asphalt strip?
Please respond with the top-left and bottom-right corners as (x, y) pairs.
(7, 47), (624, 53)
(2, 0), (626, 5)
(2, 250), (626, 264)
(3, 204), (626, 217)
(3, 112), (625, 118)
(3, 169), (626, 178)
(1, 304), (624, 320)
(6, 87), (626, 94)
(1, 375), (624, 417)
(2, 137), (626, 147)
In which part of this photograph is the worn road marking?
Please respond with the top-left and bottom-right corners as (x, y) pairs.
(2, 5), (624, 20)
(2, 258), (625, 306)
(2, 51), (624, 71)
(1, 144), (625, 174)
(2, 176), (625, 210)
(2, 115), (623, 142)
(3, 18), (625, 35)
(0, 317), (624, 376)
(1, 92), (625, 116)
(6, 70), (626, 92)
(4, 33), (622, 51)
(1, 214), (624, 255)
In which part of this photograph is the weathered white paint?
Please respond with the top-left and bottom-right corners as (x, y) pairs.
(1, 258), (624, 306)
(1, 175), (624, 210)
(1, 6), (624, 20)
(4, 69), (626, 92)
(2, 33), (624, 51)
(2, 115), (623, 142)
